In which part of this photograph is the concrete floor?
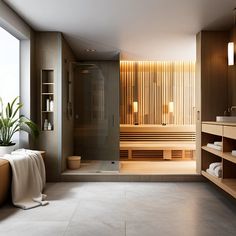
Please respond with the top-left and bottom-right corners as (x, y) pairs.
(0, 182), (236, 236)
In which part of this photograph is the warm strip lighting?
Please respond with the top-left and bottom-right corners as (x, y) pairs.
(169, 101), (174, 113)
(133, 101), (138, 113)
(228, 42), (234, 66)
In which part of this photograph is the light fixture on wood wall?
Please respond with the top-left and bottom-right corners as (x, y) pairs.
(228, 8), (236, 66)
(168, 101), (174, 124)
(228, 42), (234, 66)
(168, 101), (174, 113)
(133, 101), (138, 125)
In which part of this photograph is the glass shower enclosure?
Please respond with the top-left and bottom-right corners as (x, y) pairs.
(73, 61), (120, 173)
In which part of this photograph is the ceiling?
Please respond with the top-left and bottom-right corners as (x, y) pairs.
(4, 0), (236, 61)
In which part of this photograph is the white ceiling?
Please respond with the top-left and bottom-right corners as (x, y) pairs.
(4, 0), (236, 60)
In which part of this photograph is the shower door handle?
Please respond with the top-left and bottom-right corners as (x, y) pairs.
(197, 111), (200, 121)
(112, 114), (115, 127)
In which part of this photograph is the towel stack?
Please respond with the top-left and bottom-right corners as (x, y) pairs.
(207, 141), (222, 151)
(232, 150), (236, 156)
(206, 162), (222, 178)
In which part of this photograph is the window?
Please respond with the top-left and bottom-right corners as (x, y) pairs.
(0, 26), (20, 144)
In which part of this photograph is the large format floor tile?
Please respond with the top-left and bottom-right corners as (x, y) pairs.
(0, 182), (235, 236)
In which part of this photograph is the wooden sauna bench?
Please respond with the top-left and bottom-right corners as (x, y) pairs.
(120, 125), (196, 160)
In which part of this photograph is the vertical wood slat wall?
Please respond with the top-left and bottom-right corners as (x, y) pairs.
(120, 61), (196, 125)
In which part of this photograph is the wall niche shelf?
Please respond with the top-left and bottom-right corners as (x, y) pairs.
(201, 122), (236, 198)
(41, 69), (54, 131)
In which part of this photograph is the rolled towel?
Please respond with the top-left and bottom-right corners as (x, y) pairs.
(206, 168), (217, 177)
(214, 165), (222, 178)
(209, 162), (222, 171)
(207, 143), (222, 151)
(214, 141), (222, 147)
(232, 150), (236, 156)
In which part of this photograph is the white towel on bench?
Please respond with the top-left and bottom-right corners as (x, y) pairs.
(2, 149), (48, 209)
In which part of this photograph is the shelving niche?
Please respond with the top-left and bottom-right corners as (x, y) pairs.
(41, 69), (54, 131)
(202, 122), (236, 198)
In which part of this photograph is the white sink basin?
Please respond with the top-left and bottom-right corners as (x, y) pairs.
(216, 116), (236, 123)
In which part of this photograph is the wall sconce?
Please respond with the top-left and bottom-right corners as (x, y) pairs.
(133, 101), (138, 125)
(228, 9), (236, 66)
(168, 101), (174, 113)
(133, 101), (138, 113)
(228, 42), (234, 66)
(168, 101), (174, 124)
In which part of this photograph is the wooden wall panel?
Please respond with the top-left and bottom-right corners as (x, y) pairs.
(120, 61), (195, 125)
(228, 26), (236, 113)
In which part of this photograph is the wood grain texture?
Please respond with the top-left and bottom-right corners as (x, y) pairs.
(199, 31), (228, 121)
(120, 61), (195, 125)
(228, 26), (236, 112)
(196, 31), (229, 174)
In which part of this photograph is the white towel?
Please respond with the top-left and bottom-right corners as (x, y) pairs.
(214, 141), (222, 147)
(206, 168), (216, 177)
(214, 165), (222, 178)
(207, 143), (222, 151)
(209, 162), (222, 171)
(206, 166), (222, 178)
(2, 149), (48, 209)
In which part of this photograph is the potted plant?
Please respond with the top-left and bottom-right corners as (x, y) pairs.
(0, 97), (39, 156)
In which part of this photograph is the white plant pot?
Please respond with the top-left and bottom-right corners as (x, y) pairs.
(0, 144), (16, 157)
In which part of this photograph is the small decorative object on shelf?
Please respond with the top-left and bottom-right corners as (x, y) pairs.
(46, 98), (50, 111)
(48, 122), (52, 131)
(44, 119), (48, 131)
(49, 98), (53, 112)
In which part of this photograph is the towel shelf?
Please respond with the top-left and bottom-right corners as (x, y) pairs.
(201, 122), (236, 198)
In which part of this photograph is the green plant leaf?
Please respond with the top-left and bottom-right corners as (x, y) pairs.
(0, 97), (40, 146)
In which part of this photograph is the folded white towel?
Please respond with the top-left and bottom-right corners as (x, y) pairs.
(214, 165), (222, 178)
(206, 166), (222, 178)
(207, 143), (222, 151)
(214, 141), (222, 147)
(209, 162), (222, 171)
(2, 149), (48, 209)
(206, 168), (216, 177)
(232, 150), (236, 156)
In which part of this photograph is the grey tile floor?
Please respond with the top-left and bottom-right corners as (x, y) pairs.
(0, 182), (236, 236)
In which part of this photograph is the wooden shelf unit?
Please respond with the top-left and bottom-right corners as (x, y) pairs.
(201, 122), (236, 198)
(41, 69), (54, 131)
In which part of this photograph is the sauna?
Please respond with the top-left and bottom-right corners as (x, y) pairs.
(119, 61), (196, 174)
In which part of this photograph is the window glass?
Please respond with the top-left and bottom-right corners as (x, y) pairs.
(0, 27), (20, 144)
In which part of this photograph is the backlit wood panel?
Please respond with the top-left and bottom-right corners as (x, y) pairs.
(120, 61), (195, 125)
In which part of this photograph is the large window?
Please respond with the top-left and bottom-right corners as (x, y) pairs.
(0, 27), (20, 143)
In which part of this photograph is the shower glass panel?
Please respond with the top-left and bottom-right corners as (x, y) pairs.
(73, 61), (119, 173)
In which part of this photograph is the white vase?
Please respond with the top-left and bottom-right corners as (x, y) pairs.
(0, 144), (16, 156)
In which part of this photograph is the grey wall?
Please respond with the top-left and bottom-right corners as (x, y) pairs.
(0, 0), (30, 40)
(61, 36), (76, 172)
(35, 32), (62, 181)
(0, 0), (37, 149)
